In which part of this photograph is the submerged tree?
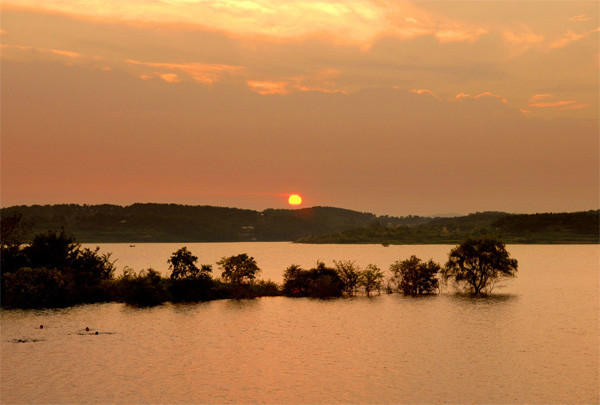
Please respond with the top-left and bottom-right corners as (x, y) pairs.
(334, 260), (362, 296)
(441, 238), (518, 295)
(390, 256), (440, 295)
(359, 264), (384, 296)
(282, 262), (344, 298)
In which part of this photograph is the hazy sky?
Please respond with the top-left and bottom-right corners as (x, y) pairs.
(1, 1), (598, 215)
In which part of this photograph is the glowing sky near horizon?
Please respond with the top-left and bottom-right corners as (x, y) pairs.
(1, 1), (598, 215)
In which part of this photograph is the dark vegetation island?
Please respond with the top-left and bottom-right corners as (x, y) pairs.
(1, 204), (597, 244)
(1, 214), (520, 308)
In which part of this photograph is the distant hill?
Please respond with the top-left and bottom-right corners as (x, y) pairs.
(296, 210), (600, 244)
(2, 205), (596, 244)
(0, 204), (404, 243)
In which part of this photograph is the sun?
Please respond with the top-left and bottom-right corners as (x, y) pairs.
(288, 194), (302, 206)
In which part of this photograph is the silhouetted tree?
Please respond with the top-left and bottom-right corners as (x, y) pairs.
(217, 254), (260, 297)
(441, 238), (518, 295)
(334, 260), (361, 295)
(307, 262), (344, 298)
(24, 230), (79, 270)
(168, 247), (212, 279)
(390, 256), (440, 295)
(1, 212), (32, 248)
(2, 230), (114, 307)
(1, 214), (30, 277)
(167, 247), (214, 301)
(360, 264), (384, 296)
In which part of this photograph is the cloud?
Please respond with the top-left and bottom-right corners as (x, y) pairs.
(412, 88), (510, 106)
(560, 103), (590, 110)
(529, 100), (576, 108)
(453, 91), (508, 103)
(126, 60), (243, 84)
(434, 28), (488, 43)
(140, 73), (180, 83)
(1, 44), (87, 61)
(247, 70), (346, 95)
(410, 88), (441, 99)
(247, 80), (289, 95)
(5, 0), (388, 43)
(2, 3), (597, 121)
(569, 15), (590, 22)
(502, 25), (544, 45)
(529, 94), (552, 102)
(49, 49), (82, 58)
(4, 0), (491, 48)
(550, 28), (599, 49)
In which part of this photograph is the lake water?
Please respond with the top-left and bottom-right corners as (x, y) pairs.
(1, 243), (598, 404)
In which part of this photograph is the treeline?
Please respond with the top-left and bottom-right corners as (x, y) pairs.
(2, 204), (596, 244)
(2, 222), (518, 308)
(0, 204), (401, 242)
(297, 210), (600, 244)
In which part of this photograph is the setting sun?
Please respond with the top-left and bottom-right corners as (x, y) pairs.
(288, 194), (302, 206)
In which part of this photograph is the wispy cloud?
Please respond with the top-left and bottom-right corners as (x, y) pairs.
(528, 94), (590, 110)
(126, 60), (243, 84)
(529, 100), (576, 108)
(569, 15), (590, 22)
(246, 80), (289, 95)
(410, 88), (441, 99)
(434, 28), (488, 43)
(502, 25), (544, 45)
(411, 89), (509, 105)
(529, 94), (552, 102)
(550, 28), (599, 49)
(1, 44), (85, 59)
(454, 92), (507, 103)
(247, 69), (346, 95)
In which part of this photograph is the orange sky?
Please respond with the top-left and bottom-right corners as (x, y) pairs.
(1, 1), (598, 215)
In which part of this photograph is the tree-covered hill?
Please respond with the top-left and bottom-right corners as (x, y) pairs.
(2, 205), (597, 243)
(0, 204), (388, 243)
(296, 210), (599, 244)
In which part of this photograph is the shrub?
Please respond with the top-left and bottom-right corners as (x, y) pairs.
(117, 268), (170, 307)
(2, 267), (67, 308)
(169, 275), (214, 302)
(283, 262), (344, 298)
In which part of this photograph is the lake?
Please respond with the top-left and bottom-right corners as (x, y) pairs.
(1, 243), (598, 404)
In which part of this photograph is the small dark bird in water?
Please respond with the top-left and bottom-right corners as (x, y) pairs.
(85, 327), (90, 332)
(95, 331), (99, 335)
(39, 325), (43, 329)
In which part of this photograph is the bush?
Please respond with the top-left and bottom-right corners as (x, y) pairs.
(283, 262), (344, 298)
(117, 268), (170, 307)
(250, 280), (281, 297)
(169, 275), (214, 302)
(2, 267), (67, 308)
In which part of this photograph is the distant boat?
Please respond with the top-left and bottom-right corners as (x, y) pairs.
(129, 245), (136, 247)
